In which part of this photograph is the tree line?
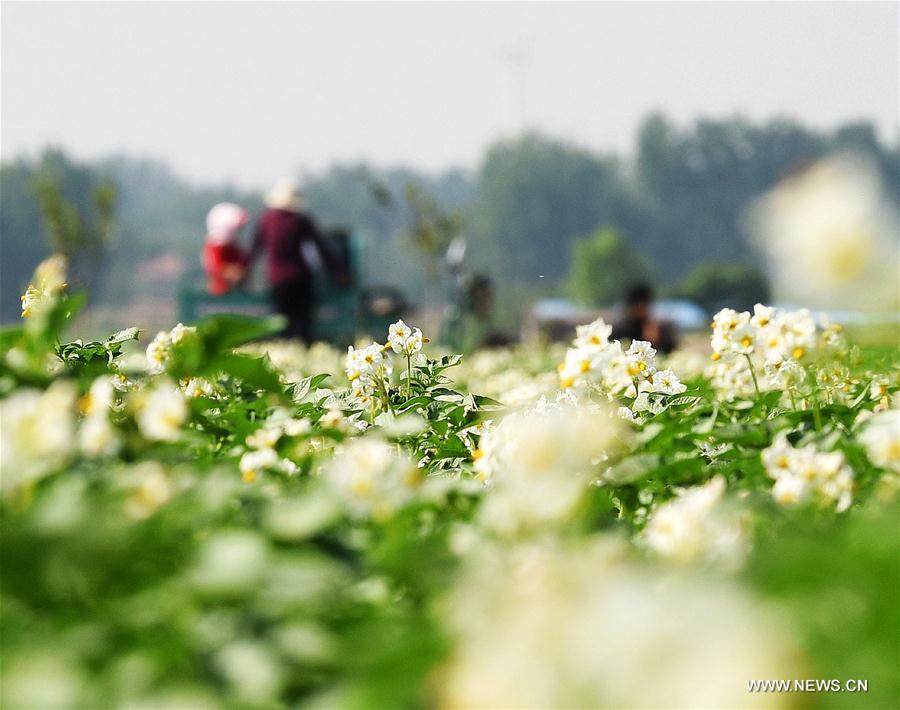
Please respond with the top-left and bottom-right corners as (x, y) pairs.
(1, 113), (897, 324)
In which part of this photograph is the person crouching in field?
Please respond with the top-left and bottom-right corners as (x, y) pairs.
(203, 202), (250, 295)
(612, 282), (677, 354)
(246, 181), (334, 343)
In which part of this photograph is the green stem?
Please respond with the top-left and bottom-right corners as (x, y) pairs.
(744, 354), (761, 396)
(744, 353), (766, 414)
(378, 365), (395, 416)
(406, 352), (412, 400)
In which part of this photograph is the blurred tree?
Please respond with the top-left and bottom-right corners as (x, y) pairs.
(2, 117), (896, 327)
(0, 159), (48, 321)
(302, 164), (475, 304)
(404, 182), (462, 273)
(674, 261), (771, 314)
(34, 172), (116, 295)
(1, 149), (118, 319)
(567, 227), (654, 307)
(470, 133), (633, 285)
(633, 114), (829, 280)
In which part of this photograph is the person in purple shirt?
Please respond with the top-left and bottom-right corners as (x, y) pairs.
(247, 181), (334, 342)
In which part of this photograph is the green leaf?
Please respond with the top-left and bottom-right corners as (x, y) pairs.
(196, 314), (284, 351)
(602, 453), (661, 485)
(106, 327), (140, 346)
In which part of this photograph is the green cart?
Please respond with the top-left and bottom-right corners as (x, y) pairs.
(178, 231), (404, 345)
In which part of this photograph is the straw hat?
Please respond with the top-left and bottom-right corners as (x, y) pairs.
(264, 180), (303, 212)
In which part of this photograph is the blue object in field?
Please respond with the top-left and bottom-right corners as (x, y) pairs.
(178, 231), (402, 345)
(651, 299), (708, 331)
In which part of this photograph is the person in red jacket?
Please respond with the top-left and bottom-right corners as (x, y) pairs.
(202, 203), (249, 295)
(246, 181), (335, 342)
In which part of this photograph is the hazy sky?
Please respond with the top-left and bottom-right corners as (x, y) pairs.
(2, 1), (898, 189)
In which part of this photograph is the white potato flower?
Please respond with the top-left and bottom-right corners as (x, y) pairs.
(388, 319), (425, 355)
(750, 154), (899, 310)
(283, 417), (311, 437)
(573, 317), (612, 349)
(642, 476), (747, 568)
(239, 447), (280, 483)
(476, 404), (622, 537)
(0, 380), (77, 494)
(190, 530), (268, 598)
(324, 437), (421, 520)
(764, 358), (805, 391)
(707, 357), (758, 401)
(79, 413), (120, 457)
(121, 461), (172, 519)
(182, 377), (217, 399)
(146, 331), (173, 375)
(0, 650), (84, 710)
(858, 409), (900, 473)
(710, 308), (754, 359)
(80, 376), (116, 416)
(643, 368), (687, 395)
(215, 642), (284, 706)
(319, 407), (347, 430)
(19, 254), (68, 319)
(146, 323), (197, 374)
(558, 323), (651, 397)
(558, 344), (613, 389)
(136, 380), (187, 441)
(345, 342), (382, 380)
(761, 436), (854, 512)
(439, 539), (798, 709)
(246, 426), (282, 451)
(625, 339), (657, 376)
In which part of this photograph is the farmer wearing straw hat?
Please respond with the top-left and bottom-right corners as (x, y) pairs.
(247, 181), (334, 342)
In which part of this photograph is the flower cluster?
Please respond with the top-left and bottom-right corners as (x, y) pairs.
(711, 304), (816, 364)
(440, 539), (796, 709)
(0, 381), (76, 492)
(146, 322), (198, 374)
(558, 318), (685, 402)
(858, 409), (900, 473)
(239, 410), (311, 482)
(706, 304), (855, 403)
(344, 319), (428, 409)
(78, 376), (120, 456)
(344, 342), (390, 408)
(19, 254), (68, 319)
(387, 319), (425, 355)
(324, 437), (421, 520)
(3, 254), (899, 710)
(761, 436), (855, 512)
(474, 397), (622, 537)
(134, 379), (188, 441)
(642, 476), (747, 568)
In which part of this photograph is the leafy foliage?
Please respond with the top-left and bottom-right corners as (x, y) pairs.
(566, 227), (654, 306)
(1, 251), (898, 707)
(675, 261), (771, 313)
